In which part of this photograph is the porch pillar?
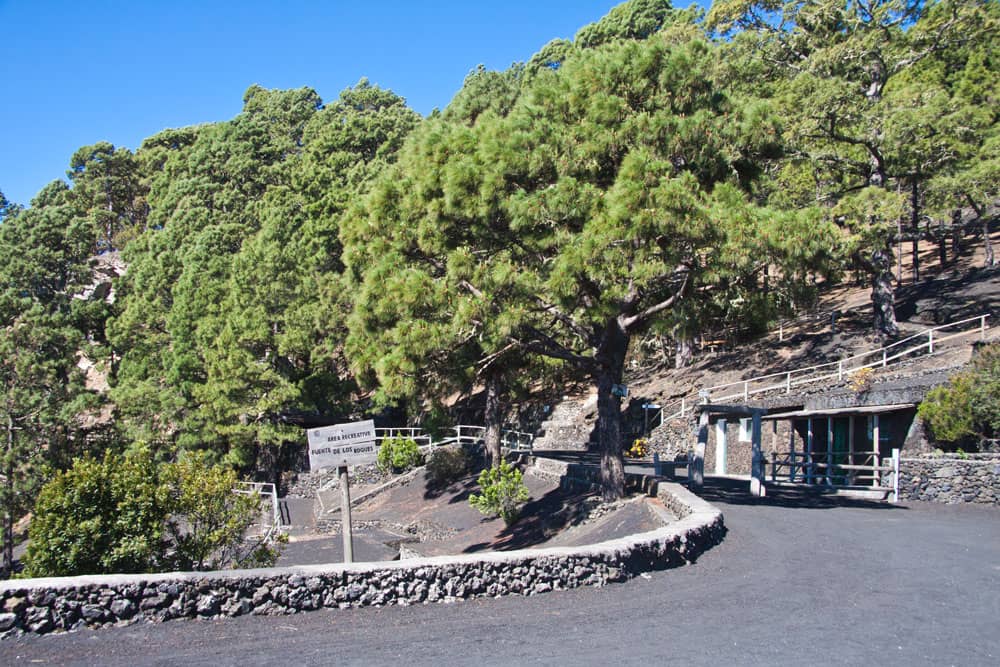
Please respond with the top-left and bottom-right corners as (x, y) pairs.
(826, 417), (834, 486)
(872, 414), (881, 488)
(806, 418), (814, 484)
(848, 415), (855, 485)
(750, 410), (765, 497)
(691, 409), (709, 490)
(789, 422), (797, 482)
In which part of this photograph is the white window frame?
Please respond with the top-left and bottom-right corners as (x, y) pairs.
(739, 417), (752, 443)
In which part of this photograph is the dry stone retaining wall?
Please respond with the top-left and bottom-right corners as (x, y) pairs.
(0, 476), (722, 638)
(897, 454), (1000, 505)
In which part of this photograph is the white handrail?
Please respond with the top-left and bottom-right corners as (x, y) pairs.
(234, 481), (282, 542)
(652, 314), (991, 427)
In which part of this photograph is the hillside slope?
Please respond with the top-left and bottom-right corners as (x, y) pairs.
(532, 226), (1000, 453)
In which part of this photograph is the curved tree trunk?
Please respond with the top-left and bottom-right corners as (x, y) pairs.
(2, 420), (13, 577)
(594, 320), (628, 501)
(951, 209), (962, 262)
(871, 247), (900, 338)
(675, 336), (693, 369)
(983, 218), (995, 268)
(483, 371), (503, 469)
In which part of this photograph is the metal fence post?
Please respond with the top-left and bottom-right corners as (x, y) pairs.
(928, 329), (934, 354)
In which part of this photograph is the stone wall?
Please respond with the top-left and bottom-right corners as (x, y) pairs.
(0, 477), (723, 638)
(532, 394), (598, 451)
(897, 454), (1000, 505)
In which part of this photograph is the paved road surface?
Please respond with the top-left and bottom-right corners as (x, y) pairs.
(3, 480), (998, 666)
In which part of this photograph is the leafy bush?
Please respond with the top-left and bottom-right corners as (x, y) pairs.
(23, 449), (279, 577)
(425, 445), (472, 488)
(469, 460), (530, 525)
(161, 452), (280, 571)
(919, 343), (1000, 448)
(627, 438), (649, 458)
(377, 437), (424, 474)
(24, 450), (167, 577)
(848, 367), (875, 393)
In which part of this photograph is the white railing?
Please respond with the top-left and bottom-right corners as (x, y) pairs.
(315, 424), (534, 495)
(441, 425), (535, 451)
(234, 481), (282, 541)
(768, 448), (900, 502)
(375, 427), (432, 447)
(651, 314), (991, 428)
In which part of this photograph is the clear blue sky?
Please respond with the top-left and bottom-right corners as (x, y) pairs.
(0, 1), (709, 206)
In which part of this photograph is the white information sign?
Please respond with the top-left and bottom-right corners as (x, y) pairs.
(307, 419), (377, 470)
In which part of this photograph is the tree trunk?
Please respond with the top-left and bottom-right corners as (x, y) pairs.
(911, 178), (920, 283)
(871, 247), (900, 338)
(951, 209), (962, 262)
(2, 508), (11, 578)
(983, 217), (995, 268)
(938, 218), (947, 268)
(483, 372), (503, 468)
(675, 336), (693, 369)
(594, 320), (628, 501)
(3, 419), (13, 577)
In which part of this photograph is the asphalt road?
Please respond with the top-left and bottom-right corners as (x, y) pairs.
(3, 480), (999, 666)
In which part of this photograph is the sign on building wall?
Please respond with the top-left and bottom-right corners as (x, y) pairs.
(306, 419), (377, 470)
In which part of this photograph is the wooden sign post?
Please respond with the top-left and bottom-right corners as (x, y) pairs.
(306, 419), (377, 564)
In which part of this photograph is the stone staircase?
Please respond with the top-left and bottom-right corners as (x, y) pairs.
(532, 393), (599, 451)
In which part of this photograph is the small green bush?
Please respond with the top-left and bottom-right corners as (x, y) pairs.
(23, 449), (278, 577)
(919, 343), (1000, 448)
(920, 374), (977, 444)
(377, 437), (424, 474)
(425, 445), (471, 488)
(469, 460), (530, 526)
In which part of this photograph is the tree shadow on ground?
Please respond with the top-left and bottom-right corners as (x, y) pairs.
(696, 476), (903, 511)
(462, 485), (603, 553)
(423, 473), (480, 503)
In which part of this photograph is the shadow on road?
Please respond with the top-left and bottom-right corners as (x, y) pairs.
(697, 476), (903, 511)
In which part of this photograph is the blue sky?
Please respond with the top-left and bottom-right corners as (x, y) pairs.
(0, 1), (709, 206)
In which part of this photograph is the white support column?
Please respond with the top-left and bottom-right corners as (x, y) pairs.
(789, 422), (797, 482)
(872, 414), (881, 489)
(750, 411), (765, 497)
(848, 415), (856, 486)
(891, 448), (900, 503)
(826, 417), (834, 486)
(692, 409), (709, 490)
(806, 418), (814, 484)
(714, 419), (728, 475)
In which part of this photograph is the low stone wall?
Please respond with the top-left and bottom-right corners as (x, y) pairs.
(0, 475), (723, 638)
(898, 454), (1000, 505)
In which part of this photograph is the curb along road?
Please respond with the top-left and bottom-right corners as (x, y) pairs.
(3, 479), (998, 666)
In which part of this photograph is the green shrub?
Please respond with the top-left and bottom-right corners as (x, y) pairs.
(24, 450), (167, 577)
(469, 460), (530, 525)
(425, 445), (472, 488)
(919, 374), (977, 444)
(377, 437), (424, 474)
(919, 343), (1000, 448)
(23, 449), (279, 577)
